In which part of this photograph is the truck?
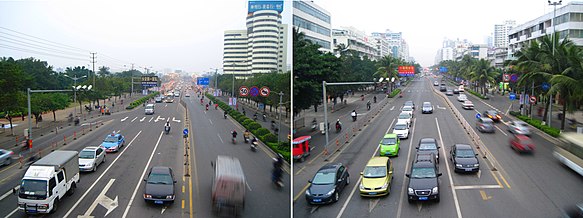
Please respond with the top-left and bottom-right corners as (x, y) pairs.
(211, 156), (246, 216)
(16, 150), (80, 214)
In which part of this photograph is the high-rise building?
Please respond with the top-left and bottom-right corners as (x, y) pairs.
(371, 33), (389, 58)
(494, 20), (515, 48)
(223, 1), (288, 77)
(370, 30), (410, 60)
(332, 27), (379, 60)
(293, 0), (332, 53)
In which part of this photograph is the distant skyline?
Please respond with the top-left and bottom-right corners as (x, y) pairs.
(316, 0), (572, 67)
(0, 0), (291, 74)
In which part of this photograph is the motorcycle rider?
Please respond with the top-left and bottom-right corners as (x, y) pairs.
(231, 130), (238, 141)
(272, 154), (284, 186)
(223, 110), (228, 119)
(164, 121), (171, 133)
(366, 100), (371, 110)
(243, 129), (251, 142)
(253, 113), (258, 121)
(351, 110), (357, 121)
(373, 95), (377, 103)
(205, 104), (209, 111)
(335, 119), (342, 132)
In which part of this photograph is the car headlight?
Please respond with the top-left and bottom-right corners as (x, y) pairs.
(381, 183), (388, 189)
(326, 189), (335, 196)
(360, 183), (365, 189)
(38, 204), (48, 209)
(456, 164), (462, 168)
(432, 187), (439, 194)
(144, 194), (152, 198)
(166, 195), (174, 199)
(408, 188), (414, 194)
(305, 189), (310, 196)
(474, 164), (480, 167)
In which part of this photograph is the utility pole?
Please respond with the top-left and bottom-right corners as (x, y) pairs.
(548, 0), (562, 127)
(277, 92), (284, 145)
(130, 64), (135, 96)
(90, 52), (96, 88)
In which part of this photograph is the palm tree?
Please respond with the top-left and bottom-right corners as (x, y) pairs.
(374, 56), (402, 92)
(468, 59), (497, 95)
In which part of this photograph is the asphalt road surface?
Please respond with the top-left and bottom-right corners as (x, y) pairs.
(292, 76), (583, 218)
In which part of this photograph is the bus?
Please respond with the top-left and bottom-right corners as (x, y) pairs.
(165, 94), (174, 103)
(554, 133), (583, 177)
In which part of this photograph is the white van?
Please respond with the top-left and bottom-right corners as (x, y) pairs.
(145, 104), (155, 115)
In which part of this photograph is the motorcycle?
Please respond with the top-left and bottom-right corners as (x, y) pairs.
(352, 115), (357, 122)
(311, 119), (318, 131)
(164, 126), (170, 135)
(272, 167), (284, 188)
(262, 114), (267, 122)
(250, 139), (258, 152)
(253, 114), (258, 121)
(224, 113), (228, 119)
(336, 123), (342, 133)
(244, 136), (250, 143)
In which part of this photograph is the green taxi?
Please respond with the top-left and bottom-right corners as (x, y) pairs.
(379, 133), (400, 156)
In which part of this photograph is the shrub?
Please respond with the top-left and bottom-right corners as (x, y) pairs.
(247, 122), (261, 131)
(254, 128), (271, 137)
(262, 133), (278, 143)
(388, 89), (401, 98)
(511, 112), (561, 137)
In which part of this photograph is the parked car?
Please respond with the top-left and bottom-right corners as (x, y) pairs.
(306, 163), (350, 204)
(0, 149), (14, 166)
(446, 89), (454, 96)
(450, 144), (480, 173)
(379, 133), (400, 156)
(100, 132), (125, 152)
(78, 146), (106, 172)
(476, 117), (495, 133)
(507, 120), (531, 136)
(483, 110), (502, 122)
(143, 166), (176, 204)
(393, 121), (410, 139)
(462, 101), (474, 110)
(406, 154), (441, 203)
(398, 112), (413, 127)
(416, 138), (440, 163)
(457, 94), (467, 102)
(510, 134), (535, 153)
(422, 102), (434, 114)
(359, 157), (393, 197)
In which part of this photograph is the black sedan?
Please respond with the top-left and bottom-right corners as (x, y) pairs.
(450, 144), (480, 173)
(416, 138), (440, 163)
(144, 166), (176, 204)
(305, 163), (350, 204)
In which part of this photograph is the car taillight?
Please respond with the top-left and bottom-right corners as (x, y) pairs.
(515, 128), (520, 131)
(496, 115), (501, 119)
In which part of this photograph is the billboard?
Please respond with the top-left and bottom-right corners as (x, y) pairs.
(248, 0), (284, 13)
(398, 66), (415, 77)
(141, 76), (159, 87)
(197, 77), (210, 85)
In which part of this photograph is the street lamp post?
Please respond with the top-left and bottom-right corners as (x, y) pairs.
(548, 0), (562, 127)
(276, 92), (284, 145)
(63, 74), (87, 114)
(231, 63), (236, 97)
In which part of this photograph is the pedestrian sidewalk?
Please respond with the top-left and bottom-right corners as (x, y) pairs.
(0, 93), (142, 150)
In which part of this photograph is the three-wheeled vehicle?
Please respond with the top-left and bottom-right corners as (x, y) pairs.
(292, 136), (312, 162)
(211, 156), (246, 216)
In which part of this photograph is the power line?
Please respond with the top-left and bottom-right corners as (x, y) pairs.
(0, 36), (88, 58)
(0, 44), (89, 62)
(0, 27), (90, 52)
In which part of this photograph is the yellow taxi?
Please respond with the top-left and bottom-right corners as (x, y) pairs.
(359, 157), (393, 197)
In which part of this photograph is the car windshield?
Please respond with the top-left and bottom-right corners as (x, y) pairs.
(79, 150), (95, 159)
(398, 113), (410, 119)
(363, 166), (387, 178)
(411, 167), (436, 178)
(381, 137), (397, 145)
(147, 173), (173, 185)
(465, 101), (472, 104)
(146, 105), (154, 109)
(394, 124), (407, 130)
(456, 149), (475, 158)
(312, 171), (335, 185)
(402, 107), (412, 111)
(487, 111), (498, 116)
(104, 136), (117, 143)
(419, 143), (437, 151)
(20, 179), (47, 197)
(423, 103), (431, 107)
(405, 102), (413, 106)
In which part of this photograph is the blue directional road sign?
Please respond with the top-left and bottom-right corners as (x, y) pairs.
(183, 128), (189, 136)
(509, 92), (516, 100)
(510, 74), (518, 83)
(476, 113), (481, 119)
(249, 86), (259, 97)
(197, 77), (210, 85)
(542, 82), (550, 91)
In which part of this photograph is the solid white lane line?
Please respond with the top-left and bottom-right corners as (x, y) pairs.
(131, 117), (137, 122)
(209, 119), (213, 125)
(396, 118), (418, 218)
(122, 131), (164, 218)
(217, 134), (224, 143)
(506, 103), (512, 115)
(454, 185), (502, 190)
(0, 185), (18, 201)
(336, 119), (396, 218)
(63, 131), (142, 218)
(3, 208), (18, 218)
(436, 118), (463, 218)
(148, 117), (153, 122)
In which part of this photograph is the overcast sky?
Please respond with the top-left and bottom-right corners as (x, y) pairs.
(0, 0), (291, 75)
(316, 0), (572, 67)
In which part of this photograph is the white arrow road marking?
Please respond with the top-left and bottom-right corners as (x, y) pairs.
(140, 117), (145, 122)
(172, 117), (181, 123)
(120, 117), (128, 122)
(131, 117), (137, 122)
(78, 179), (118, 218)
(369, 198), (380, 212)
(417, 202), (423, 212)
(161, 206), (167, 214)
(164, 104), (168, 107)
(148, 117), (153, 122)
(437, 105), (446, 110)
(390, 106), (395, 110)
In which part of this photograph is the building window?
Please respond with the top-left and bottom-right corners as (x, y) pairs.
(293, 15), (331, 37)
(293, 1), (331, 23)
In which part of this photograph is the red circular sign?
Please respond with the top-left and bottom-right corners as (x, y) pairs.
(530, 96), (536, 103)
(260, 86), (270, 97)
(239, 86), (249, 96)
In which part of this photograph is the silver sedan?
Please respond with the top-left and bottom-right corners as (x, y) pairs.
(507, 121), (531, 136)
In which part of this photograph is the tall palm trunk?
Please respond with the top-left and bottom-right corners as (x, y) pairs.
(561, 99), (567, 130)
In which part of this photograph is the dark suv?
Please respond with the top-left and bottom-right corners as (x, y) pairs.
(305, 163), (350, 204)
(416, 138), (440, 163)
(406, 154), (442, 203)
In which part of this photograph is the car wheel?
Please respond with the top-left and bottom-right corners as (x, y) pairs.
(6, 158), (11, 165)
(408, 198), (414, 204)
(103, 156), (106, 163)
(346, 176), (350, 185)
(51, 199), (59, 213)
(333, 192), (339, 202)
(435, 195), (440, 203)
(93, 165), (97, 172)
(300, 156), (305, 163)
(396, 148), (399, 157)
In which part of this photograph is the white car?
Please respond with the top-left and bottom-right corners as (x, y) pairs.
(507, 120), (531, 136)
(78, 146), (106, 172)
(392, 121), (410, 139)
(398, 112), (413, 127)
(457, 94), (468, 102)
(458, 85), (465, 92)
(462, 101), (474, 110)
(401, 105), (414, 117)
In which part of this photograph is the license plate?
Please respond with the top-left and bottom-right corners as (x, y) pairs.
(26, 210), (37, 213)
(154, 200), (164, 204)
(465, 169), (473, 171)
(419, 197), (428, 200)
(313, 199), (321, 202)
(369, 192), (377, 195)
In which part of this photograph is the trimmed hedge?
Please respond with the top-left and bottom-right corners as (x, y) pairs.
(509, 111), (561, 137)
(126, 92), (160, 109)
(387, 89), (401, 98)
(205, 93), (290, 161)
(466, 89), (488, 100)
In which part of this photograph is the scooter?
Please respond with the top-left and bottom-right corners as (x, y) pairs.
(262, 114), (267, 122)
(244, 136), (250, 144)
(231, 136), (237, 144)
(164, 126), (170, 135)
(272, 168), (284, 189)
(250, 140), (258, 152)
(311, 120), (318, 131)
(352, 115), (357, 122)
(224, 113), (227, 119)
(336, 123), (342, 133)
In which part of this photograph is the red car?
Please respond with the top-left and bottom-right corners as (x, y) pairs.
(510, 135), (535, 153)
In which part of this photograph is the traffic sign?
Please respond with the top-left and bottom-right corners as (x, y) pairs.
(530, 96), (537, 104)
(197, 77), (210, 85)
(250, 86), (259, 97)
(509, 92), (516, 100)
(183, 128), (189, 138)
(542, 82), (550, 91)
(503, 74), (510, 82)
(260, 86), (270, 97)
(476, 113), (481, 119)
(239, 86), (249, 96)
(510, 74), (518, 83)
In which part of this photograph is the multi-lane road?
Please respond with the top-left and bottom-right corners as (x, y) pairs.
(0, 84), (290, 218)
(293, 76), (583, 218)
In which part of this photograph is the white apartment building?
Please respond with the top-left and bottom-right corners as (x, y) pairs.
(371, 33), (389, 58)
(469, 44), (489, 59)
(494, 20), (516, 48)
(293, 0), (332, 53)
(509, 2), (583, 57)
(224, 1), (288, 77)
(332, 27), (379, 60)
